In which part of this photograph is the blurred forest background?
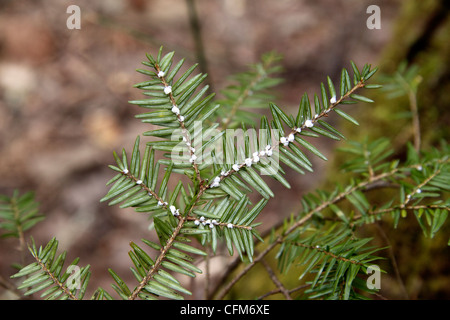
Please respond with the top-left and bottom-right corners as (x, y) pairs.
(0, 0), (448, 299)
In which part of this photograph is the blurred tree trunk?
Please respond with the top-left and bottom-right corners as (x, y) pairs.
(346, 0), (450, 299)
(373, 0), (450, 147)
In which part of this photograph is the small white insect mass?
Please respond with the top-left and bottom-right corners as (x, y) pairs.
(280, 136), (289, 146)
(305, 119), (314, 128)
(330, 96), (337, 104)
(288, 133), (295, 142)
(171, 105), (180, 114)
(252, 152), (260, 163)
(164, 86), (172, 94)
(210, 176), (221, 188)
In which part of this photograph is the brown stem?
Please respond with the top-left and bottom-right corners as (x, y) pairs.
(129, 216), (187, 300)
(154, 63), (203, 184)
(128, 186), (206, 299)
(211, 165), (409, 299)
(33, 255), (78, 300)
(260, 259), (292, 300)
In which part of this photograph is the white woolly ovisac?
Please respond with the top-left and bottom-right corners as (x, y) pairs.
(164, 86), (172, 95)
(305, 119), (314, 128)
(330, 95), (337, 104)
